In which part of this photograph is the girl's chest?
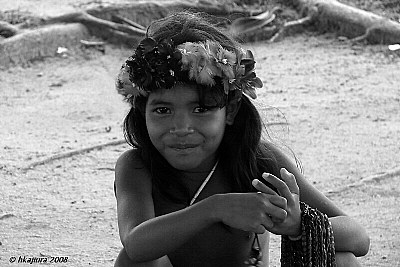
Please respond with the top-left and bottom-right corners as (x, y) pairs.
(153, 171), (255, 266)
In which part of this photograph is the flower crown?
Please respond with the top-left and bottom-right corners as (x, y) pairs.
(116, 37), (263, 101)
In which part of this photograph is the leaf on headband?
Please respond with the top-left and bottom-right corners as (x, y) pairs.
(243, 86), (257, 99)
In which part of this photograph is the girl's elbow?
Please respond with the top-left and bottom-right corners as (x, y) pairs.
(351, 230), (370, 257)
(356, 233), (370, 256)
(123, 246), (148, 263)
(122, 237), (146, 263)
(114, 247), (148, 267)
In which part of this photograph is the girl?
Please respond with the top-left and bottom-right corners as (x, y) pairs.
(114, 12), (370, 267)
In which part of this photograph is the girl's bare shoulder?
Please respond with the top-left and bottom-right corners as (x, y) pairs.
(116, 148), (145, 169)
(115, 148), (152, 194)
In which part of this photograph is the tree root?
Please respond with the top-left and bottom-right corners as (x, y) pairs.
(229, 7), (278, 37)
(291, 0), (400, 44)
(44, 11), (146, 37)
(111, 14), (146, 31)
(269, 9), (317, 42)
(325, 166), (400, 195)
(22, 139), (126, 172)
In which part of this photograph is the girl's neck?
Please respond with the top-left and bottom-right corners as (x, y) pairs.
(180, 157), (218, 181)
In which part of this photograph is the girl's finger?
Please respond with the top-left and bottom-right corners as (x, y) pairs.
(261, 215), (274, 229)
(252, 179), (278, 195)
(257, 194), (288, 221)
(268, 195), (287, 210)
(280, 168), (300, 195)
(262, 172), (292, 200)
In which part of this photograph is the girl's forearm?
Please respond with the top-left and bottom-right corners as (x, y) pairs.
(123, 195), (218, 262)
(330, 216), (370, 256)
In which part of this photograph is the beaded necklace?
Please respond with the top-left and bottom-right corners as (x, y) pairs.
(189, 160), (219, 206)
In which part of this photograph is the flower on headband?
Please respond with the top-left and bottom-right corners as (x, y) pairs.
(125, 38), (181, 92)
(116, 37), (263, 101)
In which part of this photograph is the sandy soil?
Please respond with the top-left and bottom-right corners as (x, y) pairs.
(1, 1), (400, 266)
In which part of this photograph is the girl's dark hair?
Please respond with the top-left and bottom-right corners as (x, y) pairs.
(123, 11), (279, 204)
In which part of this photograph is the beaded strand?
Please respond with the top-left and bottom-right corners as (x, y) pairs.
(281, 202), (336, 267)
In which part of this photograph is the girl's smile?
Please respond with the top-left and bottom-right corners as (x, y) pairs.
(168, 143), (199, 152)
(145, 83), (227, 172)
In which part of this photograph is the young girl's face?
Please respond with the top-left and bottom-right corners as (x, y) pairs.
(145, 83), (227, 172)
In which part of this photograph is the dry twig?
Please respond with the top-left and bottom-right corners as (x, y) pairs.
(22, 139), (126, 172)
(45, 11), (146, 37)
(325, 166), (400, 195)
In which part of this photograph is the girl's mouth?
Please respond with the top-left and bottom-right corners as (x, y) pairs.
(169, 144), (198, 150)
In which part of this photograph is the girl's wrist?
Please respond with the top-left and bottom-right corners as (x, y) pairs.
(288, 212), (302, 239)
(203, 194), (223, 224)
(191, 194), (222, 225)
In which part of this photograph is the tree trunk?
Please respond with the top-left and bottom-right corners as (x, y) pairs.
(291, 0), (400, 44)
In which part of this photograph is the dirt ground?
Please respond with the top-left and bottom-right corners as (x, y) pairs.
(1, 1), (400, 267)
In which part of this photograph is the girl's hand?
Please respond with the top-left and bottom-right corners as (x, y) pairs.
(212, 191), (288, 234)
(252, 168), (301, 237)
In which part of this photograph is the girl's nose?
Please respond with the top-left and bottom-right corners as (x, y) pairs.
(169, 113), (194, 136)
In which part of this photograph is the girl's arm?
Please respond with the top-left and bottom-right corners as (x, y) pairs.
(267, 143), (370, 256)
(115, 149), (217, 263)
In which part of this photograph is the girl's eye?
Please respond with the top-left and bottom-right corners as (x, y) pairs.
(154, 107), (171, 114)
(193, 106), (210, 113)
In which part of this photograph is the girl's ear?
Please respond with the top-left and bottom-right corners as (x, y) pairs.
(226, 99), (241, 125)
